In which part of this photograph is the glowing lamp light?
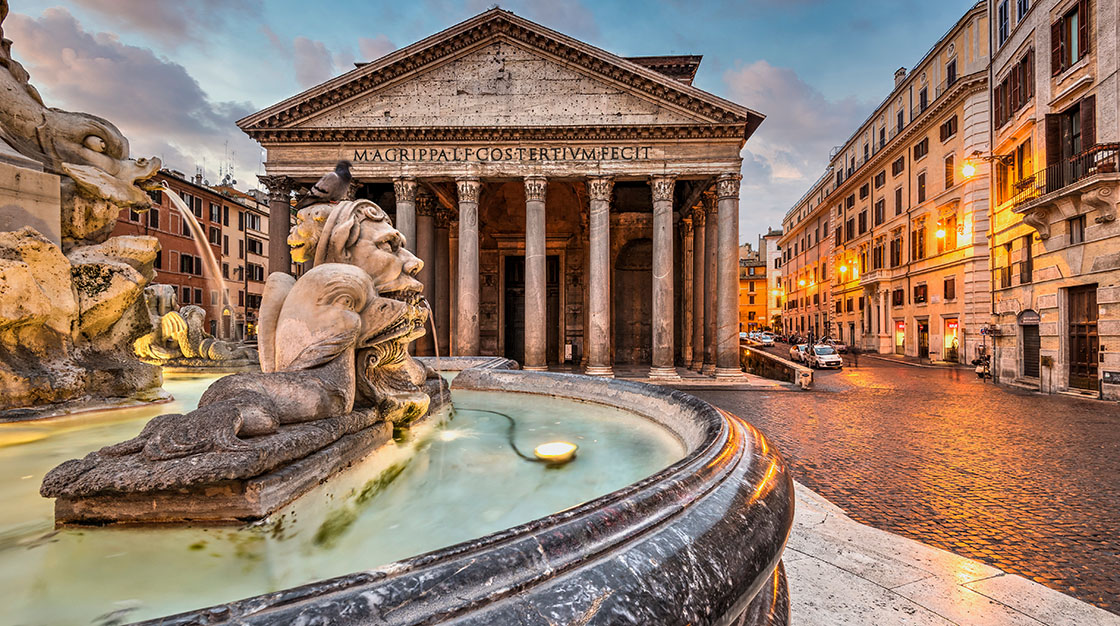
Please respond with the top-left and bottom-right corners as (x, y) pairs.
(771, 289), (782, 296)
(936, 228), (947, 239)
(961, 161), (978, 179)
(839, 265), (848, 274)
(534, 441), (578, 464)
(798, 279), (806, 286)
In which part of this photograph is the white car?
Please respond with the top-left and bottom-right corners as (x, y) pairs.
(788, 344), (808, 362)
(758, 333), (775, 346)
(807, 345), (843, 369)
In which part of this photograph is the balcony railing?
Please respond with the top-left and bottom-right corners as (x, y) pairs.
(1011, 144), (1120, 211)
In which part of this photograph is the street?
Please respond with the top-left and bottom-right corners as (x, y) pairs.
(690, 344), (1120, 614)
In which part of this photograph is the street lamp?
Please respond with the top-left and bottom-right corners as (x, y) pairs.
(936, 227), (947, 239)
(961, 150), (1015, 179)
(798, 279), (806, 287)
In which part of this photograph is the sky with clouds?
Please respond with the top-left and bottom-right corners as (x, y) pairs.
(7, 0), (978, 243)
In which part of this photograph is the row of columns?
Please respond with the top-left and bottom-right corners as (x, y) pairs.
(389, 173), (742, 377)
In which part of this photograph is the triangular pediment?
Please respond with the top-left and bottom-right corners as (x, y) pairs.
(238, 9), (763, 139)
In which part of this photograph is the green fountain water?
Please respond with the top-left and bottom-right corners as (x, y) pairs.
(0, 375), (685, 625)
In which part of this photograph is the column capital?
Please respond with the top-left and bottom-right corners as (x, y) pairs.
(416, 191), (436, 217)
(586, 176), (614, 202)
(456, 178), (481, 204)
(393, 177), (417, 202)
(524, 176), (547, 203)
(716, 173), (742, 200)
(434, 207), (455, 229)
(649, 174), (676, 203)
(681, 217), (694, 237)
(691, 205), (707, 226)
(702, 190), (719, 214)
(257, 175), (296, 200)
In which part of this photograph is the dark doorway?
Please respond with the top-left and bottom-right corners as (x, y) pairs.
(1022, 325), (1041, 378)
(1069, 284), (1098, 390)
(503, 254), (561, 366)
(614, 238), (653, 365)
(917, 320), (930, 359)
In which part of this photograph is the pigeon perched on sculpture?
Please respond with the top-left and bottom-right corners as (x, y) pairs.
(295, 160), (353, 209)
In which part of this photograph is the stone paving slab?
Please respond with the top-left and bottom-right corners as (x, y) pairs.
(790, 483), (1120, 626)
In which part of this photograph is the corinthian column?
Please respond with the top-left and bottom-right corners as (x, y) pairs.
(585, 177), (613, 377)
(691, 205), (706, 371)
(715, 173), (744, 379)
(456, 178), (481, 356)
(524, 176), (548, 371)
(703, 192), (718, 375)
(415, 191), (436, 356)
(393, 177), (417, 251)
(681, 217), (694, 367)
(434, 208), (452, 357)
(649, 175), (679, 380)
(258, 175), (295, 275)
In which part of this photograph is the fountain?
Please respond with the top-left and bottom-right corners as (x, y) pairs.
(2, 2), (794, 621)
(0, 0), (164, 419)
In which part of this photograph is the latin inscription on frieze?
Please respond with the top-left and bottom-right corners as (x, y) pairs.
(353, 146), (655, 163)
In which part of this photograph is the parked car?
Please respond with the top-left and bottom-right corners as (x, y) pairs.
(807, 344), (843, 369)
(739, 331), (749, 340)
(788, 343), (808, 363)
(823, 338), (848, 353)
(758, 333), (775, 346)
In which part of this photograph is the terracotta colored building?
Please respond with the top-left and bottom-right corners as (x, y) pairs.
(739, 248), (768, 332)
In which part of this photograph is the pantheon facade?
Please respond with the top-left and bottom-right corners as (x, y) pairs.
(240, 8), (764, 378)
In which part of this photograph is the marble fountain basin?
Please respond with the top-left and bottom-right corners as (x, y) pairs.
(0, 360), (793, 625)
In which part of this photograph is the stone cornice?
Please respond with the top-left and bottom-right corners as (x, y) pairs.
(244, 124), (750, 144)
(237, 9), (762, 138)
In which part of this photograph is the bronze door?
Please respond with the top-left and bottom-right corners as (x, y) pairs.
(918, 321), (929, 359)
(1068, 285), (1098, 390)
(504, 256), (526, 365)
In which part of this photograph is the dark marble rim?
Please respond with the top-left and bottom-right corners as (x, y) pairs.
(141, 367), (793, 625)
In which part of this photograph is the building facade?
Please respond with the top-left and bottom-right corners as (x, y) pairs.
(213, 185), (274, 339)
(820, 2), (992, 362)
(239, 9), (764, 378)
(761, 228), (783, 328)
(739, 250), (767, 332)
(988, 0), (1120, 397)
(779, 173), (834, 340)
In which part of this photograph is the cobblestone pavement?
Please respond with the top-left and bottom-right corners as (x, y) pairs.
(688, 347), (1120, 614)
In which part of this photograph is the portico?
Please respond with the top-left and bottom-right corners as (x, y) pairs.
(239, 8), (763, 376)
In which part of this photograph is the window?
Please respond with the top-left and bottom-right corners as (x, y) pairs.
(128, 209), (141, 222)
(999, 243), (1013, 288)
(996, 50), (1036, 128)
(148, 207), (160, 229)
(1021, 235), (1033, 283)
(179, 253), (194, 275)
(247, 263), (266, 282)
(181, 216), (192, 237)
(859, 296), (865, 311)
(917, 173), (927, 203)
(892, 156), (906, 176)
(998, 0), (1009, 46)
(223, 235), (229, 255)
(748, 295), (755, 305)
(939, 115), (958, 141)
(238, 239), (244, 259)
(836, 300), (842, 314)
(154, 250), (161, 270)
(889, 234), (903, 266)
(894, 187), (904, 215)
(879, 127), (886, 148)
(872, 242), (884, 269)
(209, 203), (221, 223)
(874, 199), (885, 226)
(874, 171), (886, 188)
(919, 87), (928, 112)
(223, 206), (230, 226)
(239, 290), (245, 306)
(943, 214), (958, 250)
(911, 224), (926, 260)
(1069, 215), (1086, 244)
(222, 262), (229, 279)
(944, 277), (956, 300)
(914, 284), (928, 304)
(210, 290), (218, 306)
(859, 183), (869, 200)
(182, 286), (191, 304)
(1052, 0), (1089, 75)
(194, 288), (202, 304)
(863, 144), (869, 161)
(897, 109), (905, 133)
(892, 288), (904, 306)
(247, 237), (264, 255)
(858, 211), (868, 234)
(913, 138), (929, 161)
(846, 298), (853, 312)
(208, 226), (221, 245)
(845, 218), (855, 241)
(1017, 0), (1029, 20)
(238, 211), (244, 231)
(944, 155), (955, 189)
(845, 194), (855, 209)
(834, 227), (842, 246)
(946, 59), (957, 87)
(245, 212), (262, 231)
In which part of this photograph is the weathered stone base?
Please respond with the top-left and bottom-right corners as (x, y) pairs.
(0, 386), (172, 424)
(54, 421), (394, 525)
(159, 359), (260, 375)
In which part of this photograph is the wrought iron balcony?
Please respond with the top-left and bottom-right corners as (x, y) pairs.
(1011, 144), (1120, 212)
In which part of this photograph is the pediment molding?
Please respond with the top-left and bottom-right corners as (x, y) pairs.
(238, 9), (762, 138)
(247, 124), (750, 144)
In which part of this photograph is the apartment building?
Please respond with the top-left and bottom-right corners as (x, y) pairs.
(779, 172), (834, 340)
(739, 245), (768, 332)
(213, 186), (272, 339)
(820, 2), (992, 362)
(987, 0), (1120, 397)
(761, 228), (783, 328)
